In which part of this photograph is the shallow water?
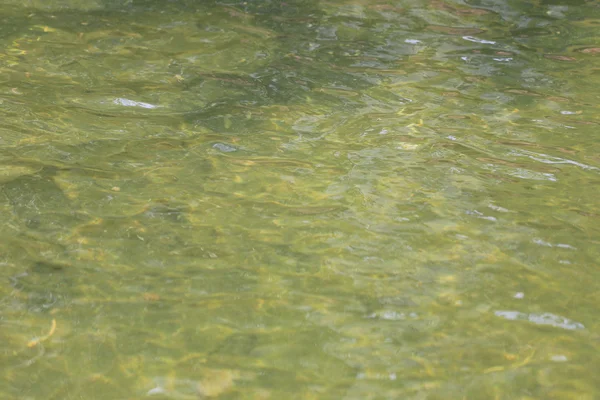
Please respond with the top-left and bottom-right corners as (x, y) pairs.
(1, 0), (600, 398)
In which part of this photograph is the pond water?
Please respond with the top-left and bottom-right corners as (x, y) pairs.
(1, 0), (599, 398)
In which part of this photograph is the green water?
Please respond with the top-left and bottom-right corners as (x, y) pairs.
(1, 0), (600, 398)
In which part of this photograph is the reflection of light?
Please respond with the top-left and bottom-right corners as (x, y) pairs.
(533, 238), (577, 250)
(495, 310), (584, 330)
(462, 36), (496, 44)
(113, 98), (158, 109)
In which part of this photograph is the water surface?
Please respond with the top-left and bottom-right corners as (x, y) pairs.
(1, 0), (600, 398)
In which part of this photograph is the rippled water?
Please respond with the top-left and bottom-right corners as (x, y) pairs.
(1, 0), (600, 398)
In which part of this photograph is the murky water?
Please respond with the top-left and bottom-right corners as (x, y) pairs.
(1, 0), (599, 398)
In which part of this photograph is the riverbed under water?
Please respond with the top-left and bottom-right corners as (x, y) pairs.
(1, 0), (599, 399)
